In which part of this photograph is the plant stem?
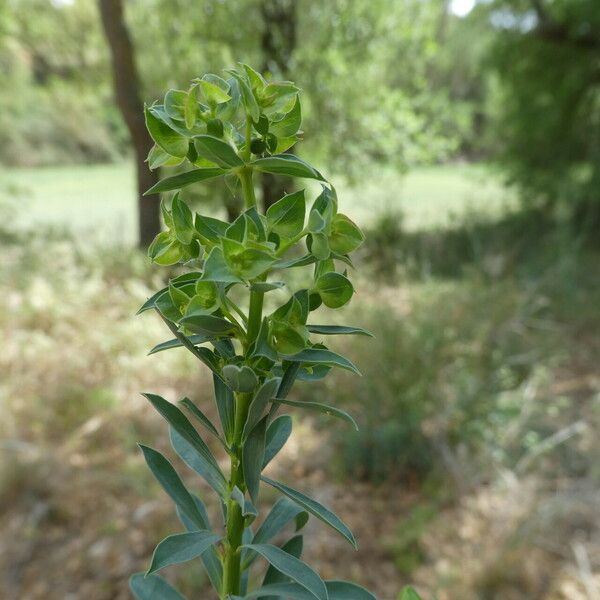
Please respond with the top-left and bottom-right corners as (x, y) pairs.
(221, 161), (265, 599)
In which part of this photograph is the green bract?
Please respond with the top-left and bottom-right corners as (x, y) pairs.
(132, 65), (373, 600)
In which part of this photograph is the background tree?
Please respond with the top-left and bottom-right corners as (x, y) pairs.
(98, 0), (160, 247)
(484, 0), (600, 230)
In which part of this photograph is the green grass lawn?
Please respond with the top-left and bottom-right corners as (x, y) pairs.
(0, 161), (513, 243)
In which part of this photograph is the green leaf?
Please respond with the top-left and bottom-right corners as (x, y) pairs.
(185, 86), (198, 129)
(329, 214), (365, 254)
(148, 334), (211, 355)
(315, 272), (354, 309)
(308, 233), (330, 260)
(193, 134), (243, 168)
(242, 543), (327, 600)
(282, 348), (360, 375)
(148, 231), (182, 266)
(195, 214), (229, 245)
(145, 168), (226, 195)
(139, 445), (208, 529)
(164, 89), (187, 120)
(142, 393), (226, 495)
(180, 397), (222, 441)
(179, 314), (237, 336)
(252, 154), (325, 181)
(198, 79), (231, 105)
(261, 476), (357, 548)
(250, 281), (286, 292)
(399, 586), (424, 600)
(274, 398), (358, 430)
(213, 373), (235, 445)
(263, 415), (292, 468)
(250, 497), (308, 550)
(270, 96), (302, 137)
(222, 238), (276, 280)
(169, 427), (227, 497)
(171, 193), (195, 244)
(129, 573), (186, 600)
(243, 378), (280, 439)
(306, 325), (373, 337)
(147, 144), (185, 170)
(147, 531), (221, 575)
(145, 106), (189, 158)
(243, 416), (267, 504)
(266, 189), (306, 238)
(231, 485), (258, 523)
(222, 364), (259, 392)
(229, 70), (260, 121)
(240, 580), (376, 600)
(201, 246), (244, 284)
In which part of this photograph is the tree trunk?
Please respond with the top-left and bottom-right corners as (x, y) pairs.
(98, 0), (160, 248)
(260, 0), (296, 210)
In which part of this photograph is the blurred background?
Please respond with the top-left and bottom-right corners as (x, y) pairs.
(1, 0), (599, 598)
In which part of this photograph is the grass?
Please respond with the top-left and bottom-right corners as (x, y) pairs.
(0, 161), (513, 244)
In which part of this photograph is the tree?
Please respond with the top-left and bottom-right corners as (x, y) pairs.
(485, 0), (600, 229)
(98, 0), (160, 247)
(260, 0), (297, 210)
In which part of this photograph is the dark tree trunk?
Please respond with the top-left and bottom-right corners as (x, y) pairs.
(260, 0), (296, 210)
(98, 0), (160, 248)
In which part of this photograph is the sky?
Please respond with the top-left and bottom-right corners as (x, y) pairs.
(451, 0), (476, 17)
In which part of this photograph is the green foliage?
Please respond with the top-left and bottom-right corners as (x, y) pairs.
(485, 0), (600, 226)
(132, 65), (372, 600)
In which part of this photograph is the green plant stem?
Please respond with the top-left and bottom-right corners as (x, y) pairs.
(222, 161), (265, 599)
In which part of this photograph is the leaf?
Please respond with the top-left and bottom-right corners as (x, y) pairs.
(198, 79), (231, 105)
(139, 445), (207, 529)
(306, 324), (373, 337)
(314, 272), (354, 309)
(282, 348), (361, 375)
(274, 398), (358, 431)
(252, 154), (325, 181)
(243, 377), (280, 439)
(195, 214), (229, 245)
(180, 397), (222, 441)
(169, 428), (227, 497)
(242, 543), (327, 600)
(147, 144), (185, 170)
(250, 281), (286, 292)
(273, 254), (317, 270)
(329, 214), (365, 254)
(270, 96), (302, 137)
(145, 168), (227, 195)
(309, 233), (330, 260)
(261, 476), (357, 548)
(201, 246), (244, 284)
(145, 106), (188, 158)
(185, 86), (198, 129)
(147, 531), (221, 575)
(179, 314), (237, 336)
(266, 189), (306, 238)
(243, 416), (267, 504)
(229, 70), (260, 121)
(250, 498), (308, 556)
(164, 89), (187, 121)
(240, 580), (377, 600)
(129, 573), (186, 600)
(148, 334), (212, 355)
(222, 364), (259, 392)
(263, 415), (292, 468)
(222, 238), (276, 280)
(276, 363), (301, 400)
(213, 373), (235, 445)
(193, 134), (243, 168)
(399, 586), (424, 600)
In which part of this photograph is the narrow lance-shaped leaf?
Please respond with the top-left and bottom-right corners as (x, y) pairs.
(252, 154), (325, 181)
(242, 543), (327, 600)
(274, 398), (359, 431)
(261, 476), (357, 548)
(263, 415), (292, 468)
(282, 348), (361, 375)
(240, 580), (377, 600)
(243, 416), (267, 504)
(138, 445), (207, 529)
(145, 167), (226, 195)
(129, 573), (186, 600)
(306, 324), (373, 337)
(147, 531), (221, 575)
(243, 377), (280, 439)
